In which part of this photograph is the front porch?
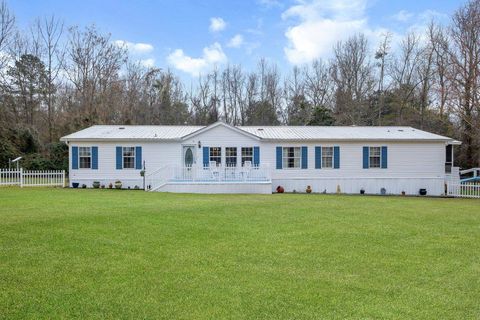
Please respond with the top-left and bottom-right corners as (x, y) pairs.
(145, 164), (272, 194)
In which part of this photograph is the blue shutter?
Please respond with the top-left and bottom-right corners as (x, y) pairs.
(363, 146), (369, 169)
(135, 146), (142, 169)
(333, 146), (340, 169)
(116, 146), (122, 169)
(253, 146), (260, 166)
(381, 146), (388, 169)
(203, 147), (209, 167)
(315, 146), (321, 169)
(301, 146), (308, 169)
(276, 147), (282, 169)
(91, 146), (98, 170)
(72, 146), (78, 170)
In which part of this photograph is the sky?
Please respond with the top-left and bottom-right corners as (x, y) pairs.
(10, 0), (461, 81)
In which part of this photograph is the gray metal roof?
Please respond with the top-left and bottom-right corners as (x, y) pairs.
(60, 125), (204, 141)
(238, 126), (455, 141)
(60, 123), (457, 143)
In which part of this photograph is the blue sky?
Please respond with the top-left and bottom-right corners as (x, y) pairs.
(11, 0), (461, 79)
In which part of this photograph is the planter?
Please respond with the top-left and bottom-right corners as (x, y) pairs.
(92, 181), (100, 189)
(419, 188), (427, 196)
(276, 186), (284, 193)
(72, 182), (79, 189)
(360, 189), (365, 195)
(401, 191), (406, 196)
(114, 181), (122, 189)
(380, 188), (386, 195)
(306, 186), (312, 193)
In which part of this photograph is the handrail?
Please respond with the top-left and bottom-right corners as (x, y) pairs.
(460, 168), (479, 176)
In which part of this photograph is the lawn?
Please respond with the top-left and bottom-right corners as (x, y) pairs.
(0, 189), (479, 319)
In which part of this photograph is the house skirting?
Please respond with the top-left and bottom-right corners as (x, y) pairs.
(155, 181), (272, 194)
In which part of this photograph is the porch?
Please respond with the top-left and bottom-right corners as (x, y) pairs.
(145, 164), (272, 194)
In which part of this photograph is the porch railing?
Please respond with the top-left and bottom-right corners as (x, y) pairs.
(447, 182), (480, 198)
(145, 164), (271, 191)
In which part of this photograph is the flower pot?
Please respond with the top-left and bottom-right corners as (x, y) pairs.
(419, 189), (427, 196)
(92, 181), (100, 189)
(114, 181), (122, 189)
(306, 186), (312, 193)
(72, 182), (79, 189)
(360, 189), (365, 195)
(276, 186), (284, 193)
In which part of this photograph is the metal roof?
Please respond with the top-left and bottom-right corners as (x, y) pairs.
(60, 125), (204, 141)
(238, 126), (456, 142)
(60, 123), (458, 143)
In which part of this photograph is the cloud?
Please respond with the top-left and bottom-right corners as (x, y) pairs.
(167, 42), (227, 76)
(282, 0), (382, 64)
(227, 34), (244, 48)
(140, 58), (155, 68)
(258, 0), (283, 8)
(114, 40), (154, 54)
(392, 10), (414, 22)
(209, 17), (226, 32)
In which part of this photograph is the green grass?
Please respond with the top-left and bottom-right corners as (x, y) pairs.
(0, 188), (479, 319)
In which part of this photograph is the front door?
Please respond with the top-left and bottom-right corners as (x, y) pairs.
(183, 146), (195, 167)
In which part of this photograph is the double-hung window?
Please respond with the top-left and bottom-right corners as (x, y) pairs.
(225, 147), (237, 167)
(123, 147), (135, 169)
(369, 147), (381, 168)
(321, 147), (333, 168)
(241, 147), (253, 166)
(282, 147), (301, 169)
(79, 147), (91, 169)
(209, 147), (221, 166)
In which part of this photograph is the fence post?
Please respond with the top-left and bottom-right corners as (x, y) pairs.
(20, 168), (23, 188)
(62, 170), (66, 188)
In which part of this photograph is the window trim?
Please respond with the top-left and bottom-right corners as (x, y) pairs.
(78, 146), (92, 169)
(321, 146), (334, 169)
(225, 147), (238, 167)
(241, 147), (253, 166)
(368, 146), (382, 169)
(282, 147), (302, 169)
(209, 147), (222, 166)
(122, 146), (136, 169)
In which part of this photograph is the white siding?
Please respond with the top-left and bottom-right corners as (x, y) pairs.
(68, 125), (448, 195)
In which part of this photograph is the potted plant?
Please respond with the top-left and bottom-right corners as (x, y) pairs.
(380, 188), (386, 195)
(360, 188), (365, 195)
(101, 185), (105, 189)
(108, 183), (113, 189)
(140, 170), (145, 177)
(306, 185), (312, 193)
(276, 186), (284, 193)
(72, 182), (79, 189)
(401, 191), (406, 196)
(134, 185), (140, 190)
(114, 180), (122, 189)
(81, 184), (87, 189)
(92, 181), (100, 189)
(419, 188), (427, 196)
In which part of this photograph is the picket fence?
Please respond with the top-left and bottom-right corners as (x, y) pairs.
(447, 182), (480, 199)
(0, 168), (66, 187)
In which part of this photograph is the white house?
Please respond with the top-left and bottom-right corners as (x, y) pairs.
(60, 122), (460, 195)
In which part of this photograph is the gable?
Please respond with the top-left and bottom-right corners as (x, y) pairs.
(181, 122), (260, 142)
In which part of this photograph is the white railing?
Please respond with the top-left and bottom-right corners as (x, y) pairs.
(447, 182), (480, 198)
(0, 168), (66, 187)
(145, 164), (271, 191)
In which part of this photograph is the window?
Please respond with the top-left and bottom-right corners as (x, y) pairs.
(225, 147), (237, 167)
(369, 147), (381, 168)
(241, 147), (253, 166)
(282, 147), (301, 169)
(123, 147), (135, 169)
(209, 147), (221, 166)
(79, 147), (91, 169)
(321, 147), (333, 168)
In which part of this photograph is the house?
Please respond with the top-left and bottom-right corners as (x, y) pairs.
(60, 122), (460, 195)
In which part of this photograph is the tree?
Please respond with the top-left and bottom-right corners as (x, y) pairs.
(308, 105), (335, 126)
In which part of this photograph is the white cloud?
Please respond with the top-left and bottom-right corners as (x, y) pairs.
(209, 17), (226, 32)
(282, 0), (386, 64)
(227, 34), (244, 48)
(114, 40), (154, 54)
(167, 42), (227, 76)
(392, 10), (414, 22)
(140, 58), (155, 68)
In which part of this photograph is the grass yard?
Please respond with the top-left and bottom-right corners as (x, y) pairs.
(0, 189), (479, 319)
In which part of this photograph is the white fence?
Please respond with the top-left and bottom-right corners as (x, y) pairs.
(145, 164), (271, 191)
(447, 183), (480, 199)
(0, 168), (66, 187)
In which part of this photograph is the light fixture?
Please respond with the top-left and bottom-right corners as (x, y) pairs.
(198, 141), (202, 148)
